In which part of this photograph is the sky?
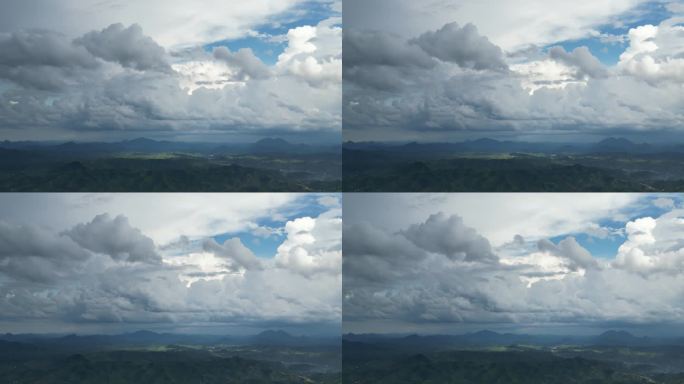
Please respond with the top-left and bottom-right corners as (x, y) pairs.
(344, 0), (684, 143)
(343, 193), (684, 337)
(0, 0), (341, 143)
(0, 193), (341, 336)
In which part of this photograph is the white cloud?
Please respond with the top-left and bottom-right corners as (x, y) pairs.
(344, 4), (684, 141)
(344, 193), (642, 246)
(0, 193), (342, 332)
(203, 237), (263, 271)
(275, 208), (342, 277)
(345, 0), (649, 52)
(618, 21), (684, 83)
(0, 193), (299, 248)
(0, 4), (342, 139)
(276, 17), (342, 86)
(512, 59), (585, 93)
(344, 194), (684, 333)
(0, 0), (309, 49)
(614, 210), (684, 275)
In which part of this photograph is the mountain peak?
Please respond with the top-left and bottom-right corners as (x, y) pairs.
(596, 137), (635, 146)
(129, 330), (159, 337)
(254, 138), (291, 146)
(472, 330), (500, 337)
(126, 137), (158, 144)
(471, 138), (499, 144)
(599, 330), (635, 338)
(256, 329), (292, 338)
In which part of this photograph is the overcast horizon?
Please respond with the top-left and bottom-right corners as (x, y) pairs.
(0, 0), (341, 143)
(344, 0), (684, 143)
(343, 193), (684, 338)
(0, 193), (341, 336)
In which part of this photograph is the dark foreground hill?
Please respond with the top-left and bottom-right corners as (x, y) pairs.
(0, 351), (340, 384)
(342, 331), (684, 384)
(0, 138), (341, 191)
(0, 330), (341, 384)
(343, 138), (684, 192)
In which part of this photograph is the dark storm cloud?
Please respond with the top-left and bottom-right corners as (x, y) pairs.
(0, 23), (187, 135)
(0, 30), (99, 90)
(213, 46), (271, 80)
(343, 217), (512, 326)
(402, 213), (499, 263)
(548, 46), (608, 79)
(412, 22), (508, 71)
(343, 212), (499, 291)
(0, 30), (97, 68)
(343, 29), (437, 91)
(342, 221), (427, 282)
(0, 221), (91, 283)
(0, 221), (89, 261)
(75, 23), (172, 72)
(342, 221), (423, 262)
(343, 29), (435, 69)
(203, 237), (263, 271)
(66, 214), (161, 264)
(342, 23), (528, 135)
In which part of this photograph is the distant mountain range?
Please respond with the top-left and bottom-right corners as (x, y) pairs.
(343, 137), (682, 155)
(0, 329), (340, 350)
(343, 329), (684, 348)
(0, 137), (340, 156)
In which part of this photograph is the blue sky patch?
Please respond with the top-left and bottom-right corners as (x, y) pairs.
(203, 1), (338, 65)
(211, 194), (338, 258)
(546, 1), (673, 66)
(212, 231), (285, 259)
(546, 194), (682, 259)
(551, 38), (627, 66)
(549, 232), (623, 259)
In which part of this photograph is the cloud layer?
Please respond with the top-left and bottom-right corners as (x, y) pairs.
(0, 1), (341, 141)
(343, 194), (684, 335)
(344, 1), (684, 142)
(0, 193), (341, 334)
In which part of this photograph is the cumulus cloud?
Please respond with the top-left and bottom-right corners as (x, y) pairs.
(537, 236), (599, 271)
(203, 237), (262, 271)
(412, 22), (508, 71)
(343, 29), (436, 92)
(275, 210), (342, 277)
(276, 17), (342, 87)
(613, 210), (684, 275)
(0, 221), (91, 282)
(344, 30), (435, 69)
(75, 23), (171, 72)
(344, 210), (510, 327)
(618, 19), (684, 84)
(403, 213), (498, 263)
(65, 213), (161, 264)
(548, 46), (609, 79)
(0, 30), (99, 90)
(212, 46), (271, 80)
